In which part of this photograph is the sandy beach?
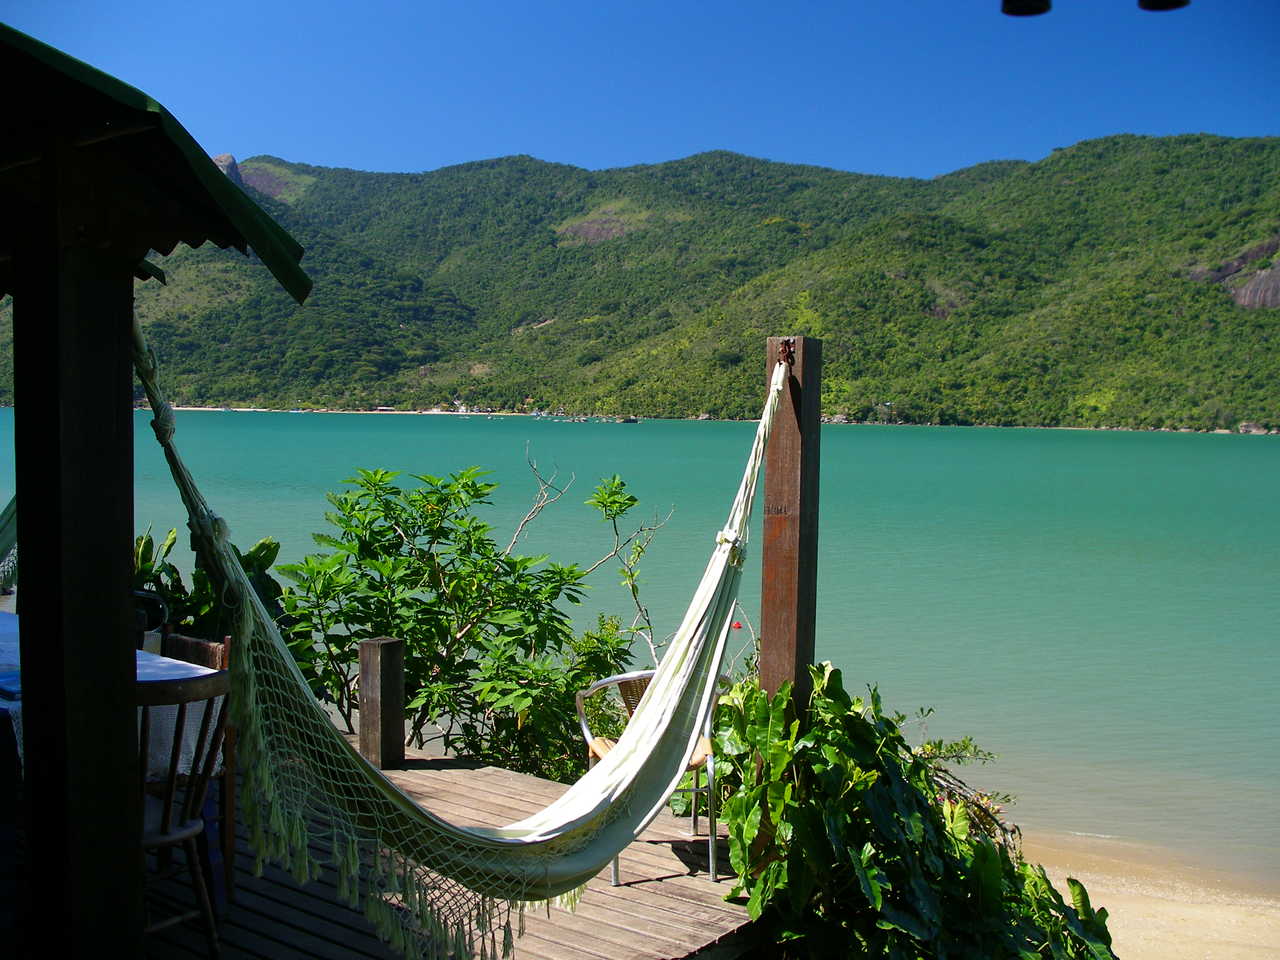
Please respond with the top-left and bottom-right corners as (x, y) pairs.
(1022, 831), (1279, 959)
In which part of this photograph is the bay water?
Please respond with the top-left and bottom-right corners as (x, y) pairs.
(2, 408), (1275, 886)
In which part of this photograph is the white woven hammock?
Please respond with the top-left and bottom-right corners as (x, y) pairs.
(132, 321), (788, 959)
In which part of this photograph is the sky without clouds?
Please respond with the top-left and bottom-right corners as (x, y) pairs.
(4, 0), (1277, 179)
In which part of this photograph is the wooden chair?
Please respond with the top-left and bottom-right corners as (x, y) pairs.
(575, 669), (720, 884)
(162, 634), (236, 908)
(162, 634), (228, 671)
(138, 670), (230, 957)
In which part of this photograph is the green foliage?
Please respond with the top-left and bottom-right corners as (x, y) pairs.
(7, 134), (1276, 428)
(133, 526), (187, 606)
(276, 467), (638, 782)
(713, 664), (1117, 959)
(584, 474), (638, 520)
(132, 527), (285, 639)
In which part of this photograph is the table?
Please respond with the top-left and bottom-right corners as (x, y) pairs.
(1, 614), (220, 778)
(1, 612), (232, 910)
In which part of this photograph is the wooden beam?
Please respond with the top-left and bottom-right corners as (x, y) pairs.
(359, 637), (405, 769)
(0, 122), (159, 175)
(759, 336), (822, 713)
(12, 141), (142, 955)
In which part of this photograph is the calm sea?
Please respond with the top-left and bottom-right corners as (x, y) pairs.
(2, 409), (1276, 885)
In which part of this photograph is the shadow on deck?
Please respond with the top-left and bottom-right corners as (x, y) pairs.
(142, 751), (752, 959)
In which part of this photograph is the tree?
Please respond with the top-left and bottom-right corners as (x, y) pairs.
(277, 466), (660, 782)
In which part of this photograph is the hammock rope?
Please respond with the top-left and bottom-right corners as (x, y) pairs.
(131, 320), (789, 959)
(0, 495), (17, 591)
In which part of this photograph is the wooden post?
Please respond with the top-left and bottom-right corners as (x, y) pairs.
(759, 336), (822, 713)
(359, 637), (405, 769)
(13, 142), (143, 954)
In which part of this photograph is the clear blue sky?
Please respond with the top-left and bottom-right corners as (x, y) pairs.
(5, 1), (1277, 179)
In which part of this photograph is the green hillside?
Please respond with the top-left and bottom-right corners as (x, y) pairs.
(2, 134), (1277, 430)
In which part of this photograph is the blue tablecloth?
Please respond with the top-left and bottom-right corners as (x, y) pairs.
(0, 611), (17, 674)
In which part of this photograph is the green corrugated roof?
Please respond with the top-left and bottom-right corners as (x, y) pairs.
(0, 21), (311, 303)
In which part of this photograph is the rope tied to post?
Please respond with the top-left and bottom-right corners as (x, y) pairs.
(779, 337), (796, 366)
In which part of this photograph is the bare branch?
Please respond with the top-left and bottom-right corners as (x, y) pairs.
(505, 446), (573, 555)
(734, 600), (758, 648)
(630, 609), (662, 665)
(728, 600), (760, 671)
(928, 765), (1022, 851)
(582, 507), (670, 577)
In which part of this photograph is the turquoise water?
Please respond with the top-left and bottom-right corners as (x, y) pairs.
(2, 409), (1276, 885)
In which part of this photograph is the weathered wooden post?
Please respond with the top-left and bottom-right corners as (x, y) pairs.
(14, 147), (144, 953)
(359, 637), (405, 769)
(759, 336), (822, 714)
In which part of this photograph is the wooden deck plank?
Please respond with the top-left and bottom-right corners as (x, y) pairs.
(374, 755), (747, 924)
(391, 759), (724, 850)
(385, 796), (741, 924)
(389, 789), (724, 879)
(575, 877), (744, 925)
(385, 758), (728, 871)
(149, 849), (399, 960)
(585, 889), (741, 927)
(511, 928), (621, 960)
(230, 869), (401, 955)
(563, 883), (738, 940)
(136, 750), (750, 959)
(519, 906), (698, 957)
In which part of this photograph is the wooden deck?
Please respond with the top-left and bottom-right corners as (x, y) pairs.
(144, 751), (750, 960)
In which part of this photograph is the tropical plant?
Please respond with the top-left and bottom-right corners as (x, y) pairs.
(133, 527), (285, 640)
(276, 467), (656, 782)
(713, 664), (1117, 959)
(132, 526), (188, 609)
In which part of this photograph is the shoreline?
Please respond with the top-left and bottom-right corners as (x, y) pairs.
(150, 405), (1277, 435)
(1022, 828), (1279, 959)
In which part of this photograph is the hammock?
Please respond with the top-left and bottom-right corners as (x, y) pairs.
(0, 495), (16, 591)
(132, 321), (788, 959)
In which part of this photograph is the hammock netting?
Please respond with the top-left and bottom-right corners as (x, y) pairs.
(0, 495), (16, 591)
(132, 321), (788, 959)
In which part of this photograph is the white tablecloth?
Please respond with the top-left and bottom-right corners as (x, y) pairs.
(135, 650), (223, 779)
(3, 616), (221, 778)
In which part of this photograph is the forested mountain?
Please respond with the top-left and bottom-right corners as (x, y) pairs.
(2, 133), (1278, 429)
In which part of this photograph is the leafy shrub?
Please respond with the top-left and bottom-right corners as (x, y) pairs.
(712, 348), (745, 368)
(277, 467), (644, 782)
(133, 527), (285, 639)
(714, 664), (1116, 959)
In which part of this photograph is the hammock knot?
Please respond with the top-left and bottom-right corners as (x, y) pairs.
(189, 509), (231, 548)
(210, 513), (232, 545)
(149, 400), (176, 445)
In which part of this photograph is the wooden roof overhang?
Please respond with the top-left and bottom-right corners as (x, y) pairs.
(0, 22), (311, 302)
(0, 23), (310, 955)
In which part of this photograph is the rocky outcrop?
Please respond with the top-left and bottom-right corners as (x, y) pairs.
(239, 167), (288, 198)
(1188, 235), (1280, 309)
(211, 153), (243, 187)
(1187, 236), (1280, 284)
(1231, 266), (1280, 309)
(554, 203), (652, 246)
(558, 215), (634, 244)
